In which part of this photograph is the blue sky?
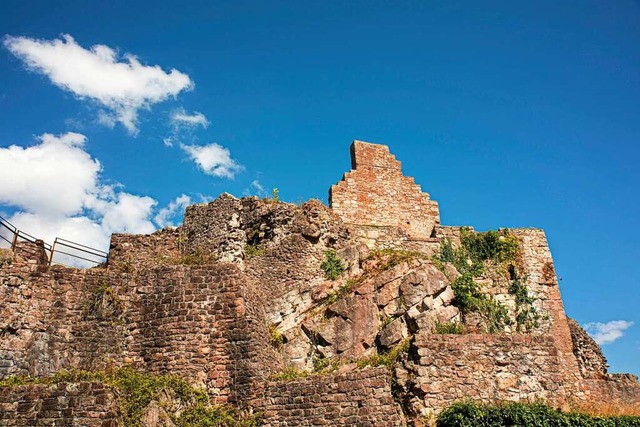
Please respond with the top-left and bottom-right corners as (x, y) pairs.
(1, 1), (639, 374)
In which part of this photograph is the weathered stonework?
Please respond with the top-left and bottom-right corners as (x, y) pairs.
(330, 141), (440, 242)
(254, 367), (405, 426)
(1, 140), (639, 425)
(0, 382), (118, 426)
(406, 333), (568, 415)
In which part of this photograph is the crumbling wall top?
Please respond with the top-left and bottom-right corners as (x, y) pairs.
(349, 140), (402, 170)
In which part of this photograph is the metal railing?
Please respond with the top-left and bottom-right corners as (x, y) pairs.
(0, 216), (16, 248)
(50, 237), (108, 267)
(0, 215), (107, 268)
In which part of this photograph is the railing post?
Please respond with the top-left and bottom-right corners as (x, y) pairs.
(11, 230), (18, 251)
(49, 239), (57, 267)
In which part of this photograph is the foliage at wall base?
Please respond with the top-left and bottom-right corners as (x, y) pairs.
(436, 401), (640, 427)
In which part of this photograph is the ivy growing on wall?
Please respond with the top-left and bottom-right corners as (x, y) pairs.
(435, 228), (540, 333)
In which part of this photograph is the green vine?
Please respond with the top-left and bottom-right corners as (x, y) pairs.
(451, 273), (511, 333)
(509, 277), (541, 331)
(435, 228), (526, 333)
(369, 248), (425, 271)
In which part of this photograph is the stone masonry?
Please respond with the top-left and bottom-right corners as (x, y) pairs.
(1, 140), (639, 426)
(254, 367), (404, 426)
(330, 141), (440, 241)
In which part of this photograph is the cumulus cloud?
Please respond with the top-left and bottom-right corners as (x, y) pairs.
(181, 143), (243, 179)
(154, 194), (191, 228)
(584, 320), (634, 345)
(0, 132), (100, 216)
(0, 132), (186, 266)
(4, 34), (193, 134)
(171, 108), (209, 128)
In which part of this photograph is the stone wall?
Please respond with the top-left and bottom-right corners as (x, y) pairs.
(568, 318), (608, 379)
(349, 224), (440, 255)
(0, 262), (123, 378)
(510, 229), (585, 390)
(108, 228), (181, 271)
(0, 256), (281, 406)
(581, 374), (640, 409)
(255, 367), (405, 426)
(408, 333), (570, 414)
(329, 141), (440, 241)
(2, 141), (640, 425)
(567, 319), (640, 408)
(125, 264), (281, 405)
(0, 382), (118, 426)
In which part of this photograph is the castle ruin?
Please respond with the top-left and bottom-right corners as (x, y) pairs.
(1, 141), (638, 426)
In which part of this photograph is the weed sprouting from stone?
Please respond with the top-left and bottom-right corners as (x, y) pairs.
(433, 321), (465, 334)
(86, 283), (123, 321)
(245, 243), (265, 258)
(321, 250), (345, 280)
(268, 366), (309, 381)
(268, 324), (284, 348)
(369, 248), (425, 271)
(356, 339), (410, 370)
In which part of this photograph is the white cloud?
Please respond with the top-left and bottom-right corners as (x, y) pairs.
(99, 193), (157, 235)
(154, 194), (191, 228)
(171, 108), (209, 128)
(584, 320), (634, 345)
(0, 132), (185, 266)
(163, 108), (210, 147)
(4, 34), (193, 134)
(181, 143), (243, 179)
(0, 132), (100, 216)
(243, 180), (267, 197)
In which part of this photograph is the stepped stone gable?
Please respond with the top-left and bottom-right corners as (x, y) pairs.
(330, 140), (440, 240)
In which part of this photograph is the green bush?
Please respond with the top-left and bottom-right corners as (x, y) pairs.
(321, 250), (345, 280)
(436, 401), (640, 427)
(460, 228), (519, 265)
(435, 229), (527, 333)
(451, 273), (511, 333)
(434, 321), (465, 334)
